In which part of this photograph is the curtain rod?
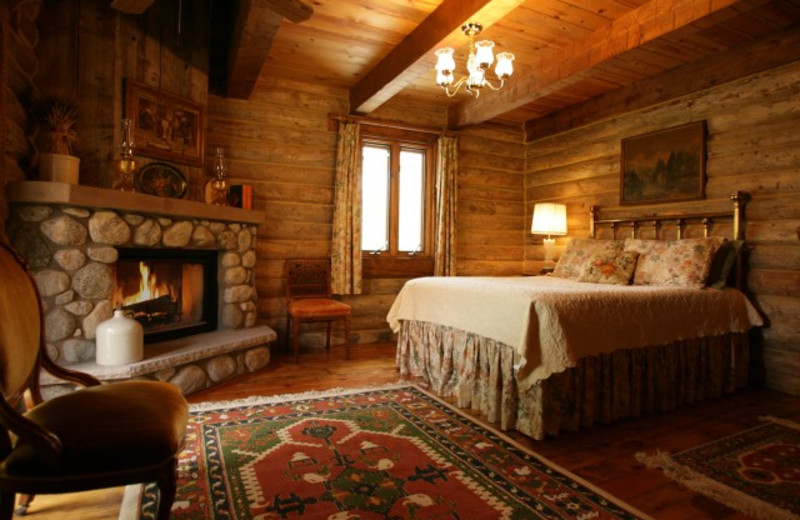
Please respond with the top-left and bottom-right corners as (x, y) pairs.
(328, 113), (457, 137)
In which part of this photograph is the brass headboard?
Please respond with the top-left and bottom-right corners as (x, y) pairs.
(589, 191), (748, 241)
(588, 191), (749, 289)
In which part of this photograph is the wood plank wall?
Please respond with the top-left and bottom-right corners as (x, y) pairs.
(1, 0), (40, 238)
(457, 123), (526, 276)
(206, 77), (348, 349)
(206, 86), (447, 348)
(33, 0), (209, 196)
(207, 86), (526, 350)
(525, 60), (800, 396)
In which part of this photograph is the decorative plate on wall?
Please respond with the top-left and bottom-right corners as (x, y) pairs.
(136, 163), (187, 198)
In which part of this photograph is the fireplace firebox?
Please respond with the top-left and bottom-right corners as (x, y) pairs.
(113, 249), (218, 343)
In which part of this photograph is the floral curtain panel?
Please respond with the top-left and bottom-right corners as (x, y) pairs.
(330, 122), (362, 295)
(434, 135), (458, 277)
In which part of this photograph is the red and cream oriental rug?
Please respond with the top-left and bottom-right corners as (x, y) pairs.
(121, 384), (651, 519)
(636, 416), (800, 520)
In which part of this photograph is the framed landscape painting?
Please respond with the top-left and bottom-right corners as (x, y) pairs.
(620, 121), (706, 205)
(125, 80), (204, 167)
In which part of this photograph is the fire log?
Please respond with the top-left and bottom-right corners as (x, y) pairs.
(122, 294), (179, 318)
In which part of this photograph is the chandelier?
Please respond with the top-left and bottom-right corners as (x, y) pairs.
(434, 22), (515, 98)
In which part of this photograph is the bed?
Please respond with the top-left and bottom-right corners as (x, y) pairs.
(388, 192), (763, 440)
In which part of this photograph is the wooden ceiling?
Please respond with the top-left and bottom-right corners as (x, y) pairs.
(119, 0), (800, 132)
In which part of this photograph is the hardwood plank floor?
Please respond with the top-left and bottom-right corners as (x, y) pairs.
(20, 343), (800, 519)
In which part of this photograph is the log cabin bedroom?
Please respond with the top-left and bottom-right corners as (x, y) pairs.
(0, 0), (799, 519)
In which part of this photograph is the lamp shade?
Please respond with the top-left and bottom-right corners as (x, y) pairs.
(435, 47), (456, 73)
(531, 203), (567, 236)
(494, 52), (514, 78)
(474, 40), (495, 68)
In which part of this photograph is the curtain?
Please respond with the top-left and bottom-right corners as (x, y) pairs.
(434, 135), (457, 276)
(330, 122), (362, 295)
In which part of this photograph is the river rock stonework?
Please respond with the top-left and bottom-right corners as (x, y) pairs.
(6, 202), (265, 394)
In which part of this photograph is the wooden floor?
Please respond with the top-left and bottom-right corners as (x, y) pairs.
(21, 342), (800, 519)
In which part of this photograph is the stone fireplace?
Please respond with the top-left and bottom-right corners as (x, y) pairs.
(5, 181), (276, 395)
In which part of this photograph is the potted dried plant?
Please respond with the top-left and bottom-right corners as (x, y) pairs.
(38, 100), (80, 184)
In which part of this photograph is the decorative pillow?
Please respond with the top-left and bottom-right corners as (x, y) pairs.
(577, 250), (639, 285)
(624, 237), (723, 288)
(552, 239), (624, 280)
(706, 239), (743, 289)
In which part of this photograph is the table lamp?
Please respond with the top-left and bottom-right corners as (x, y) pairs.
(531, 202), (567, 271)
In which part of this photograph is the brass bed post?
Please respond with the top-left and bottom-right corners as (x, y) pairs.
(731, 191), (748, 290)
(589, 205), (597, 238)
(731, 191), (746, 240)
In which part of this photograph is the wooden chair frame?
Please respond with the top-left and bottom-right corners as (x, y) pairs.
(0, 242), (184, 519)
(284, 259), (351, 363)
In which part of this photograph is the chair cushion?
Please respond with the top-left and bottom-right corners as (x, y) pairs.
(3, 381), (188, 477)
(289, 298), (351, 318)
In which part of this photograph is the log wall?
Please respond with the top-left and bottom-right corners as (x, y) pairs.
(457, 123), (526, 276)
(33, 0), (209, 197)
(207, 86), (525, 350)
(1, 0), (41, 238)
(525, 59), (800, 396)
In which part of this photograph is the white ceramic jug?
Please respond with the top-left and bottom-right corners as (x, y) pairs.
(96, 310), (144, 366)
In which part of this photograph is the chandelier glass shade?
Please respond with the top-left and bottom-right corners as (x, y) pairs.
(435, 22), (515, 98)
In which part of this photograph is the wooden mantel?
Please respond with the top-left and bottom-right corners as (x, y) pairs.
(6, 181), (266, 224)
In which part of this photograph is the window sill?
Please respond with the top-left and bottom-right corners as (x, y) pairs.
(362, 255), (434, 278)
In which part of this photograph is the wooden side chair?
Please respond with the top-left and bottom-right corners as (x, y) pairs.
(0, 241), (189, 519)
(285, 259), (351, 363)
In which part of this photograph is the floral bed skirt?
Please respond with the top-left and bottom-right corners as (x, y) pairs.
(396, 320), (750, 440)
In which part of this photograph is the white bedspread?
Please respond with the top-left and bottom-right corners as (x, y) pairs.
(387, 276), (763, 389)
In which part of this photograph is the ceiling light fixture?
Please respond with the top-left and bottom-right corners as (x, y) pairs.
(434, 22), (515, 98)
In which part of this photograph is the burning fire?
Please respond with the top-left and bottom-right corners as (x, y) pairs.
(119, 261), (175, 305)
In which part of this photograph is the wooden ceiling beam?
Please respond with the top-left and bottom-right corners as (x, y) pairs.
(524, 24), (800, 142)
(349, 0), (527, 115)
(257, 0), (312, 24)
(225, 0), (313, 100)
(110, 0), (156, 14)
(449, 0), (751, 128)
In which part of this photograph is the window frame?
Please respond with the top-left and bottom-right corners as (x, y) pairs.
(359, 125), (436, 278)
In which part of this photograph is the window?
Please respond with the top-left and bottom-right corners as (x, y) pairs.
(359, 127), (435, 277)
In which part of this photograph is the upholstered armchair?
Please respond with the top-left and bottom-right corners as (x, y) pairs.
(0, 241), (188, 519)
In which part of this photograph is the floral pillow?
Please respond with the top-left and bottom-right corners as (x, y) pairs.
(624, 237), (724, 287)
(552, 239), (624, 280)
(577, 250), (639, 285)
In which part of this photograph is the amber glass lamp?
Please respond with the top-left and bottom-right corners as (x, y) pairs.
(114, 118), (139, 191)
(204, 147), (229, 205)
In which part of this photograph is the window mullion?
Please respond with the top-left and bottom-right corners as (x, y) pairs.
(389, 143), (400, 255)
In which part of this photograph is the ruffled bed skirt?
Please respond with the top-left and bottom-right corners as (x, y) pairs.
(396, 320), (750, 440)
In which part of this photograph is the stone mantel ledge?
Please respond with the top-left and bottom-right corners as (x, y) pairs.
(41, 326), (277, 385)
(7, 181), (265, 224)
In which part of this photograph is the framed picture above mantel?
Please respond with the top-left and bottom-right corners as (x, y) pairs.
(620, 121), (706, 206)
(124, 80), (204, 167)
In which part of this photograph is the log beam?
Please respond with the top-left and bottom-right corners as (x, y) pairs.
(349, 0), (526, 114)
(525, 24), (800, 142)
(110, 0), (156, 14)
(225, 0), (313, 100)
(449, 0), (750, 128)
(258, 0), (312, 24)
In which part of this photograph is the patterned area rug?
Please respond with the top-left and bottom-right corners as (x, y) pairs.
(636, 416), (800, 520)
(121, 384), (650, 519)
